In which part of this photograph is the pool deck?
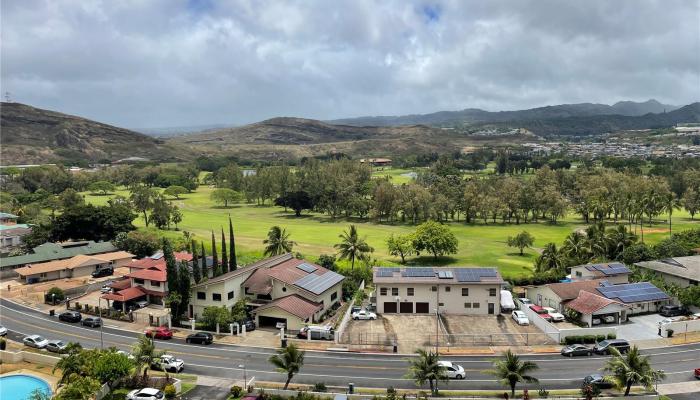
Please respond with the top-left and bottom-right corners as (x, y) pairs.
(0, 369), (59, 392)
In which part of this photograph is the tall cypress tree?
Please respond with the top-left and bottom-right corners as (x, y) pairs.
(211, 231), (221, 277)
(221, 228), (228, 273)
(163, 238), (178, 294)
(200, 241), (207, 280)
(229, 215), (237, 271)
(177, 263), (191, 320)
(191, 240), (201, 284)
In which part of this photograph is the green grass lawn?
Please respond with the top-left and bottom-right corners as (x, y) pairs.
(84, 186), (699, 279)
(370, 167), (418, 184)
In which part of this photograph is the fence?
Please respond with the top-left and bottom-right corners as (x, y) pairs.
(334, 280), (365, 343)
(519, 304), (616, 343)
(662, 318), (700, 338)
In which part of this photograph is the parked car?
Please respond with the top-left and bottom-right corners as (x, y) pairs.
(695, 368), (700, 379)
(583, 374), (613, 389)
(186, 332), (213, 345)
(659, 317), (683, 326)
(542, 307), (565, 322)
(58, 310), (82, 323)
(592, 317), (602, 325)
(241, 319), (256, 332)
(561, 344), (592, 357)
(512, 310), (530, 325)
(151, 354), (184, 373)
(100, 286), (113, 294)
(438, 360), (466, 380)
(529, 305), (553, 322)
(593, 339), (630, 355)
(518, 297), (532, 307)
(82, 317), (102, 328)
(46, 340), (68, 353)
(352, 310), (377, 320)
(145, 326), (173, 339)
(351, 306), (362, 314)
(602, 315), (616, 324)
(91, 267), (113, 278)
(0, 324), (7, 336)
(297, 325), (334, 340)
(126, 388), (165, 400)
(659, 305), (688, 317)
(117, 350), (136, 360)
(23, 335), (49, 349)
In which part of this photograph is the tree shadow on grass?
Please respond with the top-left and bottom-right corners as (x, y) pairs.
(210, 205), (244, 209)
(404, 256), (459, 266)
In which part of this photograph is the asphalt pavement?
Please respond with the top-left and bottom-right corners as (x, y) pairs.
(1, 298), (698, 392)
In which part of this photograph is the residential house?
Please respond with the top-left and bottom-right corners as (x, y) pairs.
(566, 290), (630, 327)
(570, 262), (630, 284)
(635, 256), (700, 288)
(527, 279), (606, 312)
(0, 240), (117, 278)
(373, 267), (504, 315)
(14, 251), (133, 283)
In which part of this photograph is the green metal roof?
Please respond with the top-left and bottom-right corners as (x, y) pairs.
(0, 241), (117, 268)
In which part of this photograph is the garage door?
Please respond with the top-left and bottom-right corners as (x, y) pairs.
(384, 302), (397, 313)
(258, 316), (287, 328)
(415, 302), (429, 314)
(400, 302), (414, 313)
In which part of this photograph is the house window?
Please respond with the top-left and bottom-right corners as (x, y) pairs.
(392, 288), (399, 296)
(473, 302), (480, 308)
(489, 288), (497, 296)
(380, 287), (388, 296)
(331, 292), (338, 301)
(134, 278), (145, 284)
(575, 271), (582, 277)
(213, 293), (222, 302)
(464, 302), (472, 308)
(407, 288), (414, 296)
(197, 292), (206, 300)
(461, 288), (469, 296)
(282, 287), (287, 292)
(40, 273), (47, 278)
(151, 281), (160, 287)
(445, 286), (451, 292)
(320, 300), (324, 308)
(228, 291), (234, 300)
(439, 302), (444, 307)
(431, 286), (437, 292)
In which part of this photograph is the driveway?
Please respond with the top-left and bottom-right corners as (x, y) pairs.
(616, 314), (664, 341)
(182, 385), (230, 400)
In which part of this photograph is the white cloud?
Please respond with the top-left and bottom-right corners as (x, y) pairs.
(1, 0), (698, 128)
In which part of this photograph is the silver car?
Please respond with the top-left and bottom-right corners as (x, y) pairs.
(46, 340), (68, 353)
(23, 335), (49, 349)
(0, 324), (7, 336)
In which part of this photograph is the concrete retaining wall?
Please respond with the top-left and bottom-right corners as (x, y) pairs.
(334, 280), (365, 343)
(662, 318), (700, 337)
(0, 349), (61, 366)
(519, 305), (617, 342)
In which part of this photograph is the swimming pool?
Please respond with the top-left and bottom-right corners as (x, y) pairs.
(0, 374), (52, 400)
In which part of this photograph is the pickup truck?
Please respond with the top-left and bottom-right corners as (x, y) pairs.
(151, 355), (184, 373)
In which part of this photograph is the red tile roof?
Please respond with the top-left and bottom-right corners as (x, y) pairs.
(566, 290), (626, 314)
(130, 252), (192, 270)
(110, 279), (132, 290)
(102, 286), (146, 302)
(128, 267), (167, 282)
(254, 294), (322, 320)
(546, 279), (604, 301)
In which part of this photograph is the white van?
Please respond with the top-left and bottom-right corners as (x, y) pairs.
(297, 325), (334, 340)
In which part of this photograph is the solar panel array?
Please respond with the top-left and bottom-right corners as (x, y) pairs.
(402, 267), (435, 277)
(437, 271), (454, 279)
(376, 268), (399, 277)
(454, 268), (498, 282)
(597, 282), (669, 303)
(294, 271), (344, 294)
(296, 263), (318, 273)
(584, 262), (631, 276)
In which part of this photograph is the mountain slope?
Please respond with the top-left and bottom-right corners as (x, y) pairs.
(331, 99), (679, 127)
(0, 102), (189, 165)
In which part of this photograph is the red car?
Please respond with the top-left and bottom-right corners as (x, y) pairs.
(694, 368), (700, 379)
(145, 326), (173, 340)
(529, 305), (553, 322)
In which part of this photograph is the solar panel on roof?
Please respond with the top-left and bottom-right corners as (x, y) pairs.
(454, 268), (497, 282)
(597, 282), (669, 303)
(376, 268), (396, 277)
(402, 267), (434, 277)
(296, 263), (318, 273)
(437, 271), (454, 279)
(294, 271), (344, 294)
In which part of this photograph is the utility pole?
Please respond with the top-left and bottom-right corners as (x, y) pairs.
(98, 297), (104, 349)
(435, 284), (440, 355)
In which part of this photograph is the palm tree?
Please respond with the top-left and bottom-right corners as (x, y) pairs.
(334, 225), (374, 269)
(486, 349), (539, 397)
(406, 349), (448, 395)
(602, 346), (665, 396)
(263, 226), (295, 256)
(53, 342), (85, 384)
(534, 243), (566, 276)
(268, 343), (305, 390)
(132, 335), (164, 380)
(605, 225), (637, 260)
(586, 222), (609, 260)
(663, 193), (679, 237)
(561, 231), (592, 265)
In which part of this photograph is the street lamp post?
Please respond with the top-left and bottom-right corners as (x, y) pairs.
(238, 364), (247, 388)
(98, 297), (104, 349)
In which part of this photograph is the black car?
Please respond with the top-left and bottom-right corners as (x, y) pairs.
(584, 374), (613, 389)
(593, 339), (630, 355)
(58, 311), (82, 323)
(82, 317), (102, 328)
(659, 305), (688, 317)
(92, 268), (114, 278)
(241, 319), (256, 332)
(186, 332), (213, 345)
(561, 344), (592, 357)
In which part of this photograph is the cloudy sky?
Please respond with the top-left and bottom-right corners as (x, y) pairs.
(1, 0), (698, 128)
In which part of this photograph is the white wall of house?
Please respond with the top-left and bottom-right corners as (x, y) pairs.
(644, 270), (695, 288)
(375, 282), (500, 315)
(190, 272), (255, 318)
(570, 267), (628, 284)
(525, 286), (564, 311)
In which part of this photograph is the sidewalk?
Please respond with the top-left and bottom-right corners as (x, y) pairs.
(657, 380), (700, 396)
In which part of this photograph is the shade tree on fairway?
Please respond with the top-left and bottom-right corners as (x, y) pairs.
(411, 220), (458, 260)
(164, 185), (188, 199)
(210, 188), (242, 208)
(507, 231), (535, 255)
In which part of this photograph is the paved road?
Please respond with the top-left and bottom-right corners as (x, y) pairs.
(1, 299), (698, 391)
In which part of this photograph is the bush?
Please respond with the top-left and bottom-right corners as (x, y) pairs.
(0, 338), (6, 350)
(538, 388), (549, 398)
(45, 287), (65, 303)
(164, 384), (176, 399)
(312, 382), (327, 392)
(230, 385), (243, 397)
(606, 333), (616, 339)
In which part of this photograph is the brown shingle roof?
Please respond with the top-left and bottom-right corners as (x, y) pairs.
(566, 290), (626, 314)
(15, 251), (134, 276)
(197, 253), (293, 289)
(254, 294), (322, 320)
(546, 279), (604, 301)
(102, 286), (147, 302)
(242, 254), (341, 296)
